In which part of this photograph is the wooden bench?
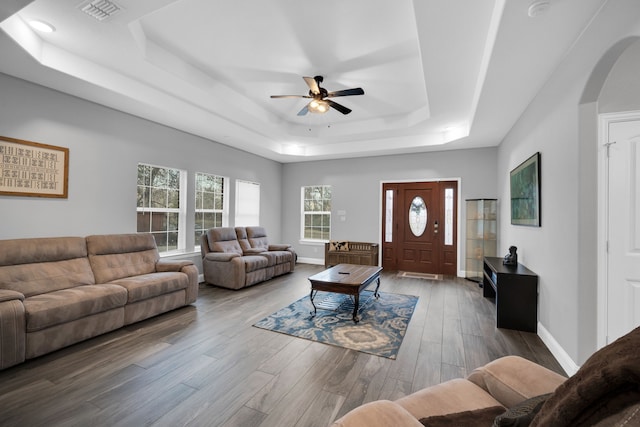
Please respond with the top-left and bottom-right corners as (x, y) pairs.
(324, 241), (379, 268)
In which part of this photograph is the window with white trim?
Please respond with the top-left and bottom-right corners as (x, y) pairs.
(301, 185), (331, 241)
(235, 180), (260, 226)
(195, 172), (228, 245)
(136, 163), (186, 254)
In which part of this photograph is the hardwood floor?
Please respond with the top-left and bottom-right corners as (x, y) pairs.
(0, 264), (565, 427)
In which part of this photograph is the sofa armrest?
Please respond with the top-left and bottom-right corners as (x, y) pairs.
(0, 291), (26, 369)
(156, 259), (194, 272)
(268, 244), (291, 251)
(467, 355), (567, 408)
(331, 400), (423, 427)
(204, 252), (241, 262)
(0, 289), (25, 303)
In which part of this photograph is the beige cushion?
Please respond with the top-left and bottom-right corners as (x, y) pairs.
(395, 378), (504, 420)
(110, 272), (188, 303)
(467, 355), (566, 408)
(24, 284), (127, 331)
(329, 241), (350, 251)
(242, 255), (269, 272)
(0, 258), (95, 298)
(0, 236), (87, 266)
(206, 227), (242, 255)
(87, 234), (159, 283)
(0, 237), (95, 297)
(245, 226), (270, 251)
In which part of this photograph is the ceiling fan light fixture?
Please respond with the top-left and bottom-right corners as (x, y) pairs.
(308, 99), (330, 114)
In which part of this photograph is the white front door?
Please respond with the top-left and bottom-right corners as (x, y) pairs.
(600, 112), (640, 344)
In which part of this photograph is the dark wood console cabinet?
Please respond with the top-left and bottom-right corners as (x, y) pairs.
(482, 257), (538, 332)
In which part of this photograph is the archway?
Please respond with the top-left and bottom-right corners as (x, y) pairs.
(579, 36), (640, 349)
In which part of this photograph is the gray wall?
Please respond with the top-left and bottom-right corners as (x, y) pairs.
(282, 148), (498, 266)
(599, 38), (640, 113)
(0, 73), (283, 271)
(496, 1), (640, 366)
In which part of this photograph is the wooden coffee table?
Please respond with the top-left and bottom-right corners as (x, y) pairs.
(308, 264), (383, 323)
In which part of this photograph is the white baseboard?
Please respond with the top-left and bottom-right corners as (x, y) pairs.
(537, 322), (580, 376)
(297, 257), (324, 265)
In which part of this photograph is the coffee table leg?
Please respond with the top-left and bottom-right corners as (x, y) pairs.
(374, 277), (381, 298)
(310, 289), (318, 317)
(353, 293), (360, 323)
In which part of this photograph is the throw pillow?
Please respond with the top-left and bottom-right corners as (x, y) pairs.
(328, 241), (349, 251)
(493, 393), (552, 427)
(419, 406), (505, 426)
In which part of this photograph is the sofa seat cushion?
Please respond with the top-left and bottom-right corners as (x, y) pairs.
(396, 378), (505, 420)
(24, 284), (127, 332)
(109, 271), (188, 303)
(242, 255), (269, 272)
(255, 251), (291, 267)
(268, 250), (293, 264)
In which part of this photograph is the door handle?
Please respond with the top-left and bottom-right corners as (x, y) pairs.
(434, 220), (439, 234)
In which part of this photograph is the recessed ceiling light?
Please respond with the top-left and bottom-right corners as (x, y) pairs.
(29, 20), (55, 33)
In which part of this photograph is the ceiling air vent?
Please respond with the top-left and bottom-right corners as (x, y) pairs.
(79, 0), (122, 21)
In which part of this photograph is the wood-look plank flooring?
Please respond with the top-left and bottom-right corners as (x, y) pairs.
(0, 264), (566, 427)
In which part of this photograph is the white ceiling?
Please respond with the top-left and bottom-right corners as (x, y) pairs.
(0, 0), (608, 163)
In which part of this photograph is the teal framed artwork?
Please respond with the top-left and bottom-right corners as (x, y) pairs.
(510, 152), (541, 226)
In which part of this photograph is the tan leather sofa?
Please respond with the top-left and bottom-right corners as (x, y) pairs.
(200, 226), (295, 290)
(332, 326), (640, 426)
(0, 233), (198, 371)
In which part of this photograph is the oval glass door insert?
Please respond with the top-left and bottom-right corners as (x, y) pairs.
(409, 196), (427, 236)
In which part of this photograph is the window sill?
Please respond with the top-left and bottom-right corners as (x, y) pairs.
(159, 249), (200, 259)
(298, 239), (328, 246)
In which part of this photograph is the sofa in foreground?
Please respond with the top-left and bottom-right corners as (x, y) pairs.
(331, 326), (640, 426)
(200, 226), (295, 290)
(0, 233), (198, 371)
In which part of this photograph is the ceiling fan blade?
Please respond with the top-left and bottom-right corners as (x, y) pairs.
(303, 76), (321, 95)
(327, 88), (365, 98)
(270, 95), (311, 99)
(327, 100), (352, 115)
(297, 105), (309, 116)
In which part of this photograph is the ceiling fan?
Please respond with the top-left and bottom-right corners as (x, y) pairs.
(270, 75), (364, 116)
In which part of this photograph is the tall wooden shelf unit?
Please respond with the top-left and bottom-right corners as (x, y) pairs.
(465, 199), (497, 282)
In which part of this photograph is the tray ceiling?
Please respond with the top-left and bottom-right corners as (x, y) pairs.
(0, 0), (608, 162)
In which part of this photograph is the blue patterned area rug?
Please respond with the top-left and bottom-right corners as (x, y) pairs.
(253, 291), (419, 359)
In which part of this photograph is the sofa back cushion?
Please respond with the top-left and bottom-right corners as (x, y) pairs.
(87, 233), (159, 284)
(206, 227), (242, 255)
(0, 237), (95, 297)
(245, 226), (269, 251)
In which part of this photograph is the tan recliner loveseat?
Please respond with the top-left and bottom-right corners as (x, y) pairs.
(200, 226), (295, 290)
